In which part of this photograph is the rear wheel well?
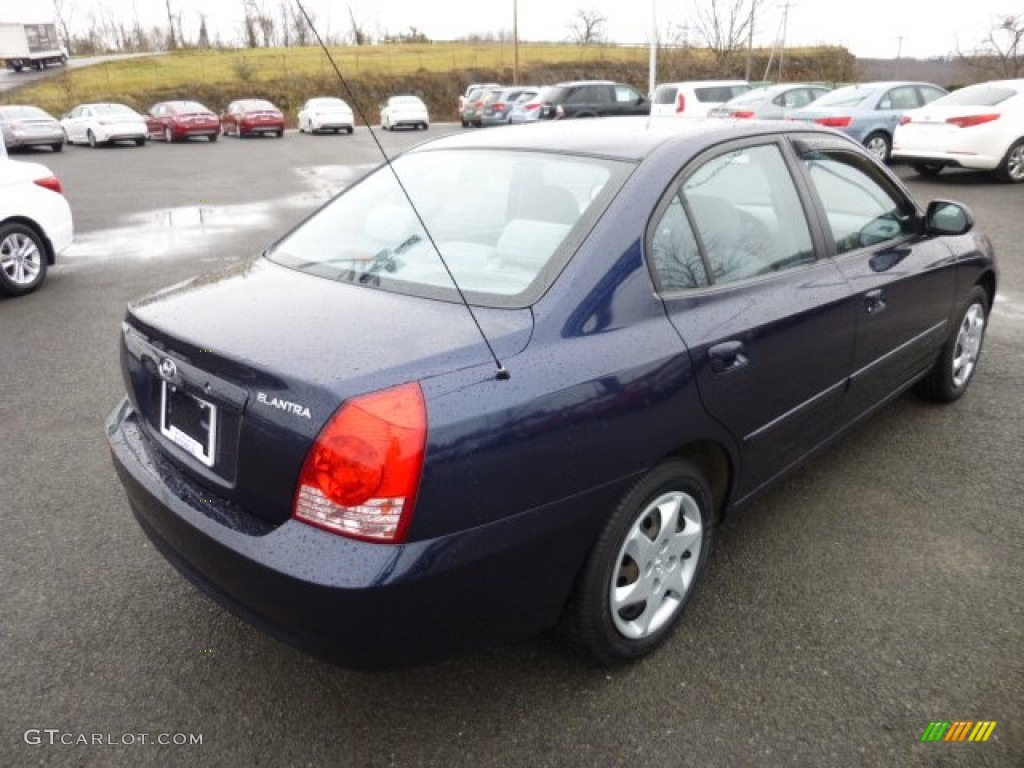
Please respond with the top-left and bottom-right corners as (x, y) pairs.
(671, 441), (732, 523)
(1, 216), (55, 265)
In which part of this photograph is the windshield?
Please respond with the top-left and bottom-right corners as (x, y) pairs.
(811, 87), (872, 108)
(269, 149), (631, 306)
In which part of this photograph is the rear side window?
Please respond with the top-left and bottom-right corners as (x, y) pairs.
(649, 143), (815, 291)
(801, 151), (914, 254)
(694, 85), (751, 102)
(654, 86), (679, 105)
(878, 86), (919, 110)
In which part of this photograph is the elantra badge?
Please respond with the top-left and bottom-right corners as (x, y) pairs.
(257, 392), (312, 419)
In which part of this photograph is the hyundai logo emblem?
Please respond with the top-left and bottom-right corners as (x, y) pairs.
(158, 357), (178, 382)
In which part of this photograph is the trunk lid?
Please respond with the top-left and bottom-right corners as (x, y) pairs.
(121, 257), (532, 523)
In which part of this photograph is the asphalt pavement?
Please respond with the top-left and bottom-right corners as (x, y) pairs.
(0, 126), (1021, 767)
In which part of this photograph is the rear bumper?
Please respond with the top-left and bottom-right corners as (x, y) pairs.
(890, 150), (1000, 172)
(107, 399), (600, 667)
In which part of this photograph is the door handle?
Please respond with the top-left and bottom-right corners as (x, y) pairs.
(709, 341), (749, 374)
(865, 289), (887, 315)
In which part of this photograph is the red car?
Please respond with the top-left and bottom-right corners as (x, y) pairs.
(220, 99), (285, 138)
(145, 101), (220, 143)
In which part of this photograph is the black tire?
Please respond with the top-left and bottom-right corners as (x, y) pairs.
(135, 137), (146, 147)
(208, 133), (218, 142)
(995, 138), (1024, 183)
(863, 131), (891, 163)
(275, 129), (284, 138)
(914, 285), (990, 403)
(51, 142), (62, 153)
(346, 126), (354, 135)
(87, 129), (97, 148)
(913, 163), (943, 177)
(565, 459), (714, 664)
(0, 222), (48, 296)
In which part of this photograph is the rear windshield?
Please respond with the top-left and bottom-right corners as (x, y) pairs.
(170, 101), (210, 113)
(269, 149), (632, 307)
(653, 86), (678, 104)
(94, 104), (137, 115)
(0, 106), (52, 120)
(811, 87), (872, 108)
(932, 84), (1018, 107)
(538, 86), (569, 103)
(694, 85), (752, 102)
(239, 100), (276, 111)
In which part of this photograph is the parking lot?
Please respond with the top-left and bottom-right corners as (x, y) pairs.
(1, 126), (1022, 767)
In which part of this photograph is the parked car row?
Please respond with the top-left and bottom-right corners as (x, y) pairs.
(0, 93), (433, 150)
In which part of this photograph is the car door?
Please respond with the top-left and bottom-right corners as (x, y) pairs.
(649, 138), (857, 497)
(794, 135), (957, 423)
(874, 85), (922, 136)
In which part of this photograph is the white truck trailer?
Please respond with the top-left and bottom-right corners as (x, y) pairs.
(0, 23), (66, 72)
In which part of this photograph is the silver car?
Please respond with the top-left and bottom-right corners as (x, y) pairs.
(709, 83), (831, 120)
(0, 105), (65, 153)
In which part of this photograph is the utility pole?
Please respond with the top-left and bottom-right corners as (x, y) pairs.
(745, 1), (755, 82)
(778, 0), (794, 81)
(648, 0), (657, 98)
(895, 35), (904, 78)
(513, 0), (519, 85)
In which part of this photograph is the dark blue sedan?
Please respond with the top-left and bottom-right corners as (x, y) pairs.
(107, 118), (996, 667)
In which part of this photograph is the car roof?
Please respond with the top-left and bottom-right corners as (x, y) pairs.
(658, 80), (749, 88)
(410, 115), (838, 162)
(550, 80), (617, 87)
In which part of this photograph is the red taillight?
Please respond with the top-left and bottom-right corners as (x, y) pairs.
(33, 176), (63, 195)
(732, 110), (755, 119)
(293, 382), (426, 543)
(899, 115), (912, 126)
(675, 93), (686, 113)
(525, 102), (540, 111)
(473, 100), (484, 108)
(493, 102), (506, 111)
(946, 113), (1000, 128)
(814, 116), (853, 128)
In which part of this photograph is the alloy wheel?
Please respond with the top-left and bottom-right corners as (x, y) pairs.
(0, 231), (42, 286)
(609, 491), (703, 640)
(951, 302), (985, 389)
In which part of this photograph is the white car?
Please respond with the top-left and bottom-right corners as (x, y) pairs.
(651, 80), (753, 117)
(61, 103), (147, 148)
(380, 96), (429, 131)
(0, 155), (73, 295)
(297, 97), (355, 135)
(893, 79), (1024, 183)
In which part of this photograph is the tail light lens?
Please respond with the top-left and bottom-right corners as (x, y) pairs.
(293, 382), (426, 543)
(33, 176), (63, 194)
(525, 102), (540, 111)
(946, 113), (1000, 128)
(493, 102), (506, 111)
(732, 110), (755, 119)
(815, 116), (853, 128)
(675, 93), (686, 113)
(899, 115), (912, 125)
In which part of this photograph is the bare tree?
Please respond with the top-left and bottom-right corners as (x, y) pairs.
(197, 13), (211, 49)
(349, 4), (370, 45)
(53, 0), (75, 53)
(568, 9), (606, 45)
(959, 15), (1024, 78)
(164, 0), (177, 49)
(692, 0), (764, 69)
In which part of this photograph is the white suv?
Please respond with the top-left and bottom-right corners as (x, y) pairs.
(651, 80), (753, 117)
(0, 153), (73, 296)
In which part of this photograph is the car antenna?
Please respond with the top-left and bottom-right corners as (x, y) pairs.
(292, 0), (510, 381)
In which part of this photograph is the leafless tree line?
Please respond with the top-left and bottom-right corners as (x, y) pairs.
(51, 0), (1024, 81)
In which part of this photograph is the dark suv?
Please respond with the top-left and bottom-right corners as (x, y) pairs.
(537, 80), (650, 120)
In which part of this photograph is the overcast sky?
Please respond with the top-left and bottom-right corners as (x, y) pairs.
(1, 0), (1018, 60)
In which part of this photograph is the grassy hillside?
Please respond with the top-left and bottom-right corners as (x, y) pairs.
(3, 42), (859, 125)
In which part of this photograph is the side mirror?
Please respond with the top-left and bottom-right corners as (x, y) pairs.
(925, 200), (973, 236)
